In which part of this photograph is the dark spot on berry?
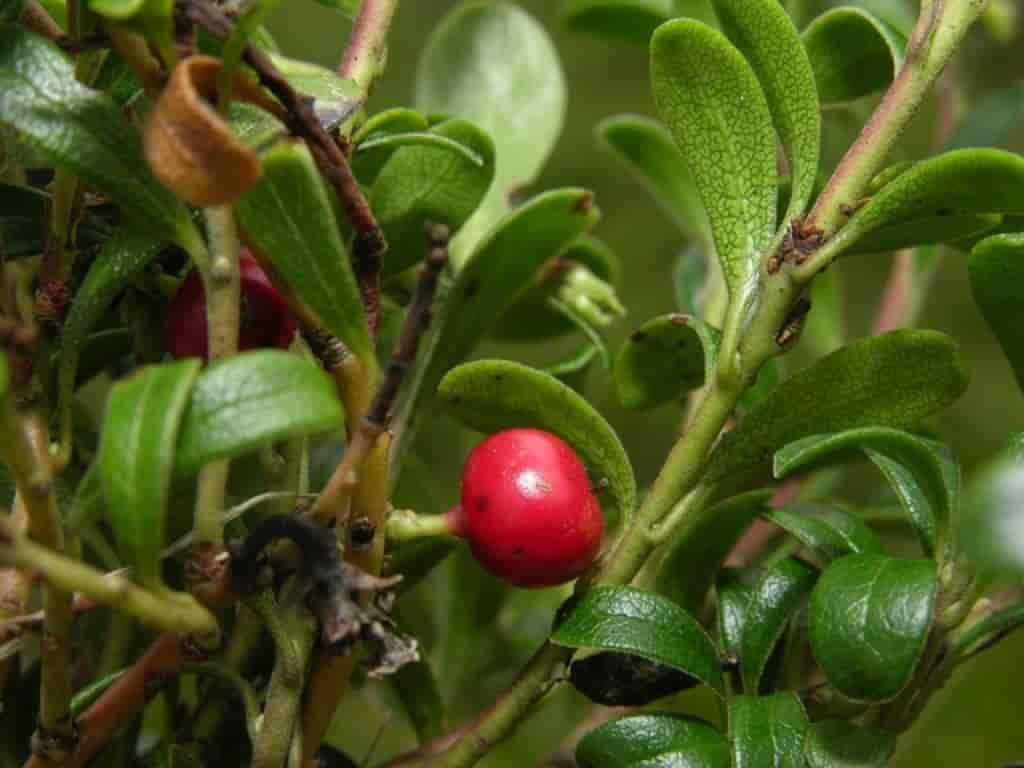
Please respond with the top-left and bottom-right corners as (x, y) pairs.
(513, 546), (525, 556)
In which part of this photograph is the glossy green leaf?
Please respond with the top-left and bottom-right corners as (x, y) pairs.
(740, 559), (817, 692)
(352, 109), (431, 184)
(268, 52), (359, 104)
(711, 0), (820, 220)
(0, 28), (192, 244)
(0, 183), (109, 258)
(804, 720), (898, 768)
(704, 330), (970, 488)
(389, 659), (444, 743)
(569, 651), (698, 706)
(492, 234), (620, 341)
(657, 491), (772, 614)
(174, 351), (344, 478)
(560, 0), (674, 44)
(439, 359), (635, 524)
(775, 427), (960, 557)
(552, 586), (724, 696)
(235, 140), (373, 366)
(841, 150), (1024, 254)
(614, 313), (710, 410)
(415, 2), (566, 257)
(651, 20), (777, 356)
(962, 434), (1024, 577)
(57, 229), (165, 454)
(848, 212), (1002, 255)
(548, 299), (613, 371)
(355, 108), (429, 143)
(371, 119), (495, 276)
(948, 82), (1024, 150)
(729, 693), (808, 768)
(576, 714), (730, 768)
(802, 7), (905, 104)
(596, 115), (707, 244)
(969, 234), (1024, 393)
(398, 189), (600, 459)
(764, 504), (882, 562)
(809, 554), (937, 701)
(100, 360), (201, 585)
(716, 567), (760, 661)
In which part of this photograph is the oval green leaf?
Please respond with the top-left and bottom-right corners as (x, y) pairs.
(174, 350), (344, 478)
(729, 693), (808, 768)
(848, 212), (1002, 255)
(552, 586), (725, 696)
(774, 427), (960, 558)
(235, 140), (373, 367)
(809, 554), (937, 701)
(804, 720), (898, 768)
(576, 714), (729, 768)
(651, 20), (777, 358)
(740, 558), (817, 693)
(560, 0), (674, 44)
(716, 567), (760, 661)
(704, 330), (970, 488)
(371, 118), (496, 276)
(802, 7), (905, 105)
(969, 233), (1024, 394)
(438, 359), (635, 524)
(657, 490), (773, 614)
(614, 313), (711, 410)
(0, 28), (193, 245)
(763, 504), (882, 562)
(711, 0), (820, 220)
(840, 149), (1024, 255)
(99, 359), (201, 585)
(415, 2), (566, 255)
(596, 115), (708, 244)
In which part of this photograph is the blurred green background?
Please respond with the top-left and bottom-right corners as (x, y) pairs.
(268, 2), (1024, 766)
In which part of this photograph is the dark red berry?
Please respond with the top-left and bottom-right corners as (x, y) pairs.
(166, 250), (298, 360)
(457, 428), (604, 588)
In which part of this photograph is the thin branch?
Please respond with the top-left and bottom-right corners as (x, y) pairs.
(309, 223), (450, 528)
(338, 0), (399, 90)
(182, 0), (387, 332)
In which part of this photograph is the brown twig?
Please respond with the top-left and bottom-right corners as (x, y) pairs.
(181, 0), (386, 332)
(308, 223), (450, 528)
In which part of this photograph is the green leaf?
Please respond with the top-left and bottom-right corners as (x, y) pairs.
(948, 82), (1024, 150)
(235, 140), (373, 367)
(613, 313), (711, 410)
(398, 189), (600, 458)
(710, 0), (820, 221)
(704, 330), (970, 488)
(370, 118), (496, 276)
(552, 586), (725, 696)
(804, 720), (898, 768)
(382, 538), (456, 595)
(763, 504), (882, 562)
(0, 0), (25, 22)
(99, 360), (201, 585)
(389, 659), (444, 743)
(174, 350), (344, 478)
(656, 490), (772, 614)
(569, 651), (698, 706)
(809, 554), (937, 701)
(57, 229), (165, 451)
(740, 559), (817, 693)
(596, 115), (707, 244)
(576, 714), (729, 768)
(415, 2), (566, 257)
(716, 567), (760, 661)
(0, 28), (192, 244)
(774, 427), (960, 557)
(0, 183), (109, 259)
(841, 149), (1024, 254)
(801, 7), (905, 104)
(729, 693), (808, 768)
(962, 433), (1024, 577)
(969, 233), (1024, 394)
(651, 20), (777, 358)
(439, 359), (635, 525)
(67, 460), (104, 531)
(949, 599), (1024, 662)
(560, 0), (673, 44)
(848, 213), (1002, 255)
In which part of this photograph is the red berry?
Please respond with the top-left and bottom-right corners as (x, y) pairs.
(166, 250), (298, 360)
(457, 428), (604, 587)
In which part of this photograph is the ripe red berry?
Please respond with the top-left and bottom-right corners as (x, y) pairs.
(456, 428), (604, 587)
(166, 250), (298, 360)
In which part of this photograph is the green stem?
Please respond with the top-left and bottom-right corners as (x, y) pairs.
(386, 508), (458, 543)
(338, 0), (399, 90)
